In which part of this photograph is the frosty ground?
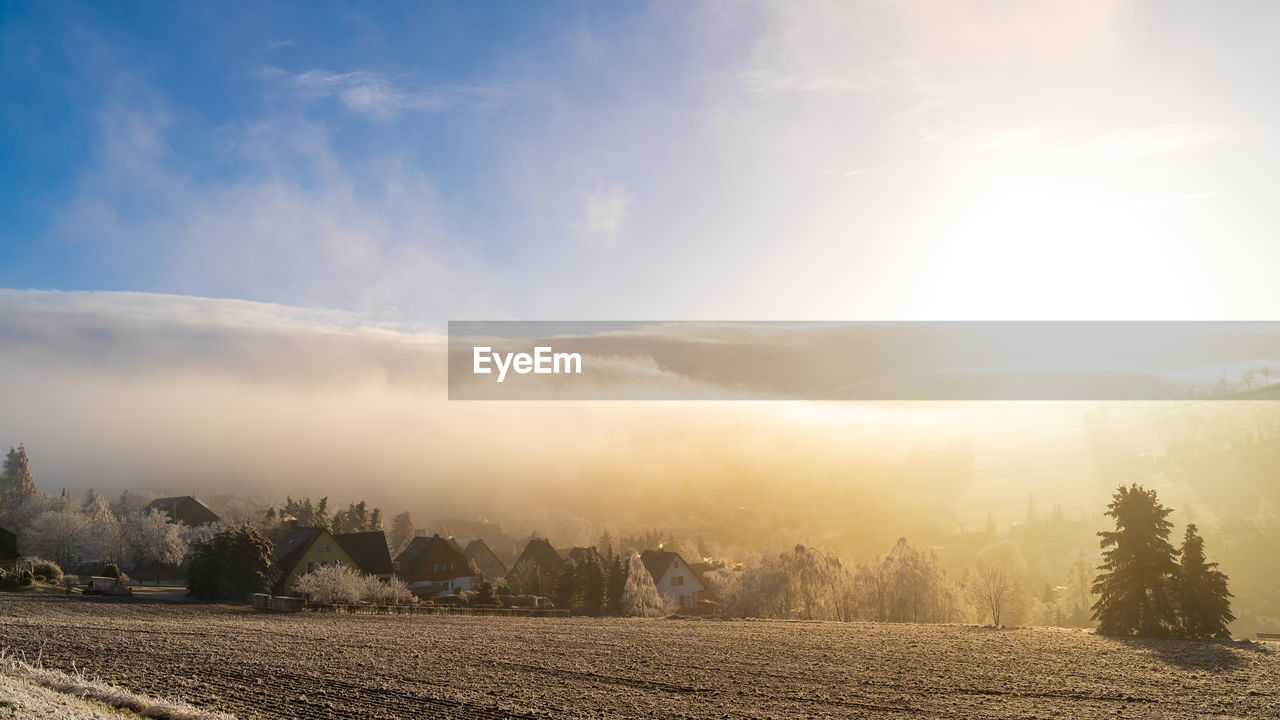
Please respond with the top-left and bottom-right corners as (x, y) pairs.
(0, 597), (1275, 720)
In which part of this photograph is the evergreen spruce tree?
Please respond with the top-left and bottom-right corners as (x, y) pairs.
(1177, 524), (1234, 638)
(1092, 484), (1181, 636)
(605, 553), (627, 615)
(0, 444), (38, 524)
(187, 525), (275, 601)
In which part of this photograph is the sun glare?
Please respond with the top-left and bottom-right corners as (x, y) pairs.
(926, 183), (1185, 319)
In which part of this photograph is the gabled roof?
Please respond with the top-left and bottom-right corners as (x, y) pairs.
(641, 549), (709, 589)
(144, 496), (221, 526)
(640, 549), (679, 582)
(396, 533), (468, 566)
(335, 531), (393, 576)
(464, 539), (508, 573)
(273, 526), (325, 576)
(0, 526), (18, 560)
(513, 538), (562, 571)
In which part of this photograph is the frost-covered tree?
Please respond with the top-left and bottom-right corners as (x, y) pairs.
(1176, 524), (1233, 638)
(121, 509), (187, 584)
(8, 490), (74, 536)
(969, 563), (1017, 626)
(84, 495), (121, 564)
(1250, 497), (1278, 535)
(887, 538), (942, 623)
(847, 538), (954, 623)
(853, 553), (893, 621)
(968, 539), (1028, 626)
(781, 544), (849, 621)
(0, 444), (38, 525)
(389, 512), (414, 549)
(506, 558), (545, 596)
(1062, 549), (1096, 627)
(181, 522), (225, 562)
(620, 550), (668, 617)
(1092, 484), (1181, 637)
(278, 496), (331, 528)
(706, 554), (788, 619)
(21, 509), (92, 569)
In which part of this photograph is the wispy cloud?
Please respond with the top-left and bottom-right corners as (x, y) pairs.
(738, 69), (869, 95)
(260, 67), (514, 120)
(54, 85), (475, 318)
(1137, 191), (1224, 207)
(974, 129), (1041, 153)
(578, 183), (634, 248)
(1064, 125), (1242, 163)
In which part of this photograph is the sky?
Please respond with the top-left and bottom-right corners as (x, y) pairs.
(5, 0), (1280, 322)
(2, 1), (1279, 525)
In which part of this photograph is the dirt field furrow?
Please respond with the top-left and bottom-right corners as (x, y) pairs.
(1, 597), (1276, 720)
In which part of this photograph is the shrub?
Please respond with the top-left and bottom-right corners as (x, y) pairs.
(363, 575), (414, 605)
(101, 563), (122, 580)
(61, 575), (79, 593)
(18, 570), (33, 587)
(30, 559), (62, 582)
(293, 565), (361, 604)
(187, 525), (275, 602)
(291, 565), (414, 605)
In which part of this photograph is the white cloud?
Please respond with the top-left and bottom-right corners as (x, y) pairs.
(578, 183), (634, 248)
(272, 68), (513, 120)
(53, 88), (482, 319)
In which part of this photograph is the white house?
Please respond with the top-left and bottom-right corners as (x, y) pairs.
(640, 549), (709, 611)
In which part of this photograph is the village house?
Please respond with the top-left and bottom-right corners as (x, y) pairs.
(641, 549), (710, 612)
(273, 527), (394, 593)
(509, 538), (562, 596)
(464, 539), (508, 582)
(395, 534), (474, 597)
(143, 496), (221, 526)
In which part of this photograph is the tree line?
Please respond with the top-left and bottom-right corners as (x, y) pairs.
(2, 444), (1235, 636)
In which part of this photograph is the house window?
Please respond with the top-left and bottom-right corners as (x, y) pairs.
(678, 596), (686, 608)
(673, 559), (679, 567)
(307, 562), (314, 572)
(671, 575), (684, 586)
(315, 544), (323, 552)
(434, 563), (440, 572)
(325, 543), (332, 552)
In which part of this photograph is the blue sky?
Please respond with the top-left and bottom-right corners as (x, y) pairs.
(2, 1), (736, 319)
(4, 1), (1280, 325)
